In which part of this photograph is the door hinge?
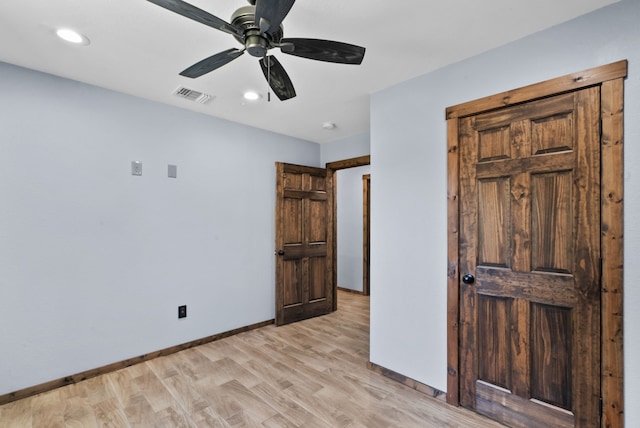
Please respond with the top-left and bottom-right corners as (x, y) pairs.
(600, 397), (603, 418)
(599, 117), (604, 144)
(599, 257), (603, 283)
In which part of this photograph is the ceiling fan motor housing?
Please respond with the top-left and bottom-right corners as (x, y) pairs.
(245, 30), (269, 57)
(231, 5), (283, 57)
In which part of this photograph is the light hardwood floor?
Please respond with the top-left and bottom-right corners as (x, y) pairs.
(0, 291), (503, 427)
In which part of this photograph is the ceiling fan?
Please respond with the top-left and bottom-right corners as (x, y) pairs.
(146, 0), (366, 101)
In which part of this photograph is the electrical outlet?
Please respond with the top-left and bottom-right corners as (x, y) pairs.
(178, 305), (187, 319)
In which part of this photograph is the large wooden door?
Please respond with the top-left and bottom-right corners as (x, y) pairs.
(458, 88), (601, 427)
(275, 162), (333, 326)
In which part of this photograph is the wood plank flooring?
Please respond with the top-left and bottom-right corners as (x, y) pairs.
(0, 291), (503, 427)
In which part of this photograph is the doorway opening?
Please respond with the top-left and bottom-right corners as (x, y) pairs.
(326, 156), (371, 309)
(335, 166), (371, 296)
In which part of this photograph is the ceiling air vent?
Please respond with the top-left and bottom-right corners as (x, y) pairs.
(173, 87), (214, 104)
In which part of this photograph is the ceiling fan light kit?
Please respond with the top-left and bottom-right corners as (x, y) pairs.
(146, 0), (366, 101)
(243, 91), (261, 101)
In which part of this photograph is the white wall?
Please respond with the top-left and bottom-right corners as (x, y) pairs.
(320, 132), (370, 166)
(337, 166), (371, 292)
(0, 62), (319, 395)
(369, 0), (640, 423)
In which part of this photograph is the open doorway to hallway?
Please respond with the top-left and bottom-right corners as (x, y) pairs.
(336, 166), (371, 296)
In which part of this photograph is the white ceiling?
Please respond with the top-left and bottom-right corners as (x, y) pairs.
(0, 0), (619, 143)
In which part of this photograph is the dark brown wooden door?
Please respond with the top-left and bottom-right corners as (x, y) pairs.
(275, 162), (333, 326)
(458, 88), (601, 427)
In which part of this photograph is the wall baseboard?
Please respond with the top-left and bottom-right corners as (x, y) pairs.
(337, 286), (364, 295)
(0, 319), (274, 406)
(367, 361), (446, 402)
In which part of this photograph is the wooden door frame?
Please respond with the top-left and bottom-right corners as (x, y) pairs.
(326, 155), (371, 310)
(445, 61), (626, 426)
(363, 174), (371, 296)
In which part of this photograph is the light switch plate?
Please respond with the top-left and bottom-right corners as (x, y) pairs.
(131, 161), (142, 176)
(168, 164), (177, 178)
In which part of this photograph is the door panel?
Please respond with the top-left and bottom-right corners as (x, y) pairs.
(275, 162), (333, 325)
(308, 256), (326, 301)
(477, 295), (512, 389)
(459, 87), (601, 427)
(530, 303), (572, 410)
(282, 260), (301, 306)
(531, 172), (573, 273)
(477, 178), (510, 267)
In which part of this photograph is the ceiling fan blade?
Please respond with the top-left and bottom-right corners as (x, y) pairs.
(254, 0), (295, 36)
(146, 0), (243, 38)
(259, 56), (296, 101)
(180, 48), (245, 78)
(280, 38), (365, 65)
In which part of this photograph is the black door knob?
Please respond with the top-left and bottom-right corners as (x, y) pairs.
(277, 250), (285, 256)
(462, 274), (475, 285)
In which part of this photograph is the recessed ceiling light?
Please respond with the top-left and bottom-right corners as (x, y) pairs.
(243, 91), (261, 101)
(56, 28), (90, 45)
